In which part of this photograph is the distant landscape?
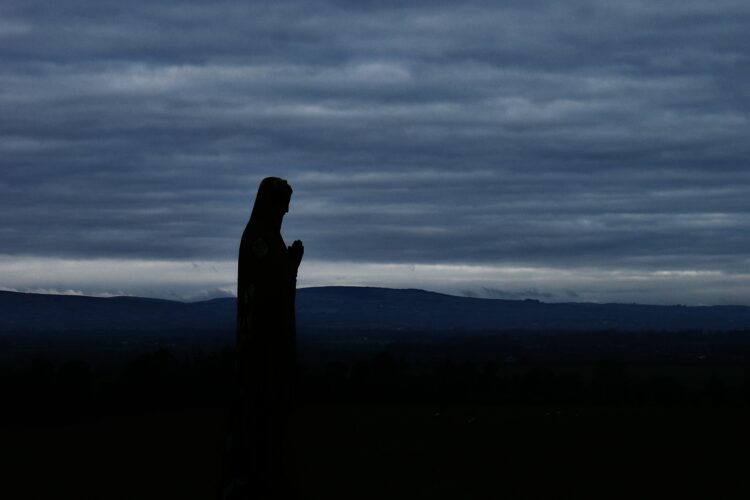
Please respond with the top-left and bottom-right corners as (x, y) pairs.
(4, 286), (750, 409)
(4, 286), (750, 336)
(4, 285), (750, 364)
(3, 287), (750, 498)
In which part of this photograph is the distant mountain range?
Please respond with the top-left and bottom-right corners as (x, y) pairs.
(1, 286), (750, 335)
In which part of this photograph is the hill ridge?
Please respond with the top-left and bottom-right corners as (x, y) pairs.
(2, 286), (750, 334)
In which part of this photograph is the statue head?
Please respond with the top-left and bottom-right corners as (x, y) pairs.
(249, 177), (293, 232)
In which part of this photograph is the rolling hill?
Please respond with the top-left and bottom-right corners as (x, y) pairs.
(1, 286), (749, 335)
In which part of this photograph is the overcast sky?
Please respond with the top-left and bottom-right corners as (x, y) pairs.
(1, 0), (749, 304)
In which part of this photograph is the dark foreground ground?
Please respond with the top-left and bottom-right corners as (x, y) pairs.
(4, 328), (750, 499)
(4, 402), (750, 499)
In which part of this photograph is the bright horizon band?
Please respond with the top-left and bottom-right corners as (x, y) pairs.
(0, 256), (747, 306)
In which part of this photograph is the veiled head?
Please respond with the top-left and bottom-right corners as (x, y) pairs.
(249, 177), (293, 231)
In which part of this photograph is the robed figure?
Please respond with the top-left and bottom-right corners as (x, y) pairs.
(224, 177), (303, 500)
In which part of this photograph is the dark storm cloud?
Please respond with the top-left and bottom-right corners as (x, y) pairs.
(1, 0), (749, 296)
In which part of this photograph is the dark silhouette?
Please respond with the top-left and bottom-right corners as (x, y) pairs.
(223, 177), (303, 499)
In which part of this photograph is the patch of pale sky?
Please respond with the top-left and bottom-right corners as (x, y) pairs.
(1, 256), (748, 306)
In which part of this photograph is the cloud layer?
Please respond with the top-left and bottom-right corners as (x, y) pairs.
(1, 1), (749, 303)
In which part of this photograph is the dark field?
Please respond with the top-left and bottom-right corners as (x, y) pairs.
(4, 404), (750, 499)
(3, 330), (750, 499)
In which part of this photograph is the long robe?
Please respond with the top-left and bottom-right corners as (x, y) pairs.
(229, 177), (300, 499)
(237, 210), (297, 410)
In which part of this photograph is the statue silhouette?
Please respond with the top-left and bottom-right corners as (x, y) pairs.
(223, 176), (303, 500)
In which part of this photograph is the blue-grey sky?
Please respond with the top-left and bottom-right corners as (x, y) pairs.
(1, 0), (749, 304)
